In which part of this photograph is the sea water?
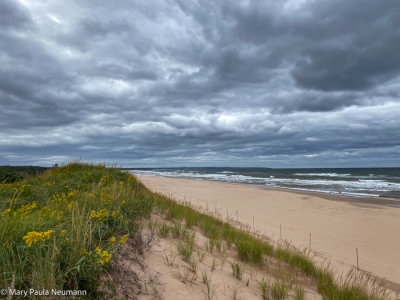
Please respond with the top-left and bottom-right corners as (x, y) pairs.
(129, 167), (400, 201)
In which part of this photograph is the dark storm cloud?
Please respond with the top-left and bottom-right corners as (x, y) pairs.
(290, 0), (400, 91)
(0, 0), (399, 167)
(0, 0), (31, 29)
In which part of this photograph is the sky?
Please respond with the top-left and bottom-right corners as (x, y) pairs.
(1, 0), (400, 168)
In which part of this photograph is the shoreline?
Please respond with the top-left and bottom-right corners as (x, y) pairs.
(252, 183), (400, 208)
(129, 172), (400, 207)
(137, 174), (400, 292)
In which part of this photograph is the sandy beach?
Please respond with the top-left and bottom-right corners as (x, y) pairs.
(138, 175), (400, 292)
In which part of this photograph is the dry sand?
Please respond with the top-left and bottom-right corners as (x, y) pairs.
(140, 217), (322, 300)
(138, 175), (400, 292)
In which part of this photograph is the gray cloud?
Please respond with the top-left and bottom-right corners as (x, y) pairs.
(0, 0), (399, 167)
(291, 0), (400, 91)
(0, 0), (31, 30)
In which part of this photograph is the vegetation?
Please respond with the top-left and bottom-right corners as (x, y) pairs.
(0, 163), (151, 297)
(231, 262), (243, 280)
(0, 163), (388, 299)
(0, 166), (48, 183)
(259, 278), (271, 300)
(271, 280), (289, 300)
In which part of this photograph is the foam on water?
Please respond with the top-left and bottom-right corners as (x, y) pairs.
(131, 168), (400, 200)
(293, 172), (351, 177)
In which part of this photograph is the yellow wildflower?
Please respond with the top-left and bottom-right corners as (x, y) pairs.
(1, 208), (11, 217)
(121, 200), (126, 204)
(109, 237), (116, 245)
(111, 211), (117, 218)
(91, 209), (108, 221)
(120, 235), (128, 245)
(67, 191), (74, 198)
(119, 181), (124, 185)
(40, 206), (51, 217)
(80, 248), (88, 256)
(100, 175), (112, 186)
(95, 247), (112, 265)
(13, 202), (37, 217)
(52, 193), (67, 203)
(67, 200), (74, 211)
(60, 230), (66, 236)
(23, 230), (55, 247)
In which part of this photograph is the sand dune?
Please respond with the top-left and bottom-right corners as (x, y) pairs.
(138, 175), (400, 292)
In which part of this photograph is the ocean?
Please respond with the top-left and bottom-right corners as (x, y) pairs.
(129, 167), (400, 201)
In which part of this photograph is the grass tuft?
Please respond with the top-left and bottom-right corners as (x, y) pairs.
(271, 280), (289, 300)
(231, 262), (243, 280)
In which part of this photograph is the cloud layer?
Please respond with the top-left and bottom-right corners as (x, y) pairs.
(1, 0), (399, 167)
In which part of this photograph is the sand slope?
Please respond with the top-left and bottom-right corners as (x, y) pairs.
(138, 175), (400, 292)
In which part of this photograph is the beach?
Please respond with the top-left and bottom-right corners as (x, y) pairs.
(138, 175), (400, 291)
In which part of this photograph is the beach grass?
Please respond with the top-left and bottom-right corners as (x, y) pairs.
(231, 262), (243, 280)
(0, 163), (388, 299)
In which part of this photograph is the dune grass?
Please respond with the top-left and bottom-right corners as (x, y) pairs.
(0, 163), (389, 299)
(231, 262), (243, 280)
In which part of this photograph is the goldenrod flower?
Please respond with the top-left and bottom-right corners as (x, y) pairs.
(13, 202), (37, 217)
(119, 181), (124, 185)
(120, 235), (128, 245)
(95, 247), (112, 265)
(67, 200), (74, 211)
(91, 209), (108, 221)
(52, 193), (67, 203)
(23, 230), (55, 247)
(1, 208), (11, 217)
(60, 230), (66, 236)
(109, 237), (116, 245)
